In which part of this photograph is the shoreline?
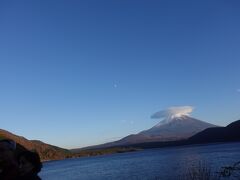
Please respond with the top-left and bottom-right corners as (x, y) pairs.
(42, 141), (240, 163)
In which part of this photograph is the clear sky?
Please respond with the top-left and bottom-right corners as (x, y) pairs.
(0, 0), (240, 149)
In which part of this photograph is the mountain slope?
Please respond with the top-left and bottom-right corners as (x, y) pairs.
(115, 115), (216, 145)
(188, 120), (240, 143)
(127, 120), (240, 149)
(91, 120), (240, 151)
(0, 129), (70, 161)
(139, 115), (216, 140)
(75, 115), (217, 151)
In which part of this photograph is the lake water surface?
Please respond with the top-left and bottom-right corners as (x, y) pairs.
(40, 142), (240, 180)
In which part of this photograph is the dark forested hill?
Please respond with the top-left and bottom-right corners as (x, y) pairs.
(188, 120), (240, 143)
(0, 129), (70, 161)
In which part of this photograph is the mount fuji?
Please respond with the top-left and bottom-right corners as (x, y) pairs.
(80, 107), (218, 150)
(109, 115), (217, 146)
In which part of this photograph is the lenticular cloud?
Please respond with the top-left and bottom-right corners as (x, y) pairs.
(151, 106), (194, 119)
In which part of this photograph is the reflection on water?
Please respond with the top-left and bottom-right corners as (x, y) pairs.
(40, 142), (240, 180)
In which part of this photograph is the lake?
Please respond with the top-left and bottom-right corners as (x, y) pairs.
(39, 142), (240, 180)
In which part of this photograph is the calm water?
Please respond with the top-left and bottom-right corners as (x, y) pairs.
(40, 142), (240, 180)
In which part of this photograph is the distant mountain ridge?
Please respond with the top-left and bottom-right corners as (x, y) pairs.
(0, 129), (70, 161)
(125, 119), (240, 150)
(188, 120), (240, 143)
(83, 120), (239, 151)
(74, 115), (217, 151)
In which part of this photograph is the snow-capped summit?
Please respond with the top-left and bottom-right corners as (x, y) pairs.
(151, 106), (194, 126)
(139, 115), (216, 140)
(154, 114), (192, 127)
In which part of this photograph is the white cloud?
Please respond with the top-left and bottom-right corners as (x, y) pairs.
(151, 106), (194, 119)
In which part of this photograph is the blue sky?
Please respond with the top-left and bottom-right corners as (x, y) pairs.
(0, 0), (240, 148)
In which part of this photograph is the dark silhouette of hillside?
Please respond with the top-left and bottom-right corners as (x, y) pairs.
(0, 129), (137, 161)
(0, 129), (70, 161)
(188, 120), (240, 143)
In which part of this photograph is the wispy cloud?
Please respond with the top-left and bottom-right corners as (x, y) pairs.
(151, 106), (194, 119)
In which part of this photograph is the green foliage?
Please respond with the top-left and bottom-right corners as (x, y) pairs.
(0, 135), (6, 140)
